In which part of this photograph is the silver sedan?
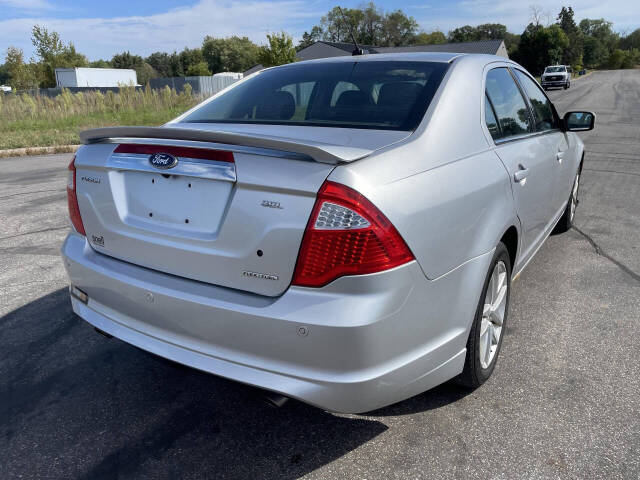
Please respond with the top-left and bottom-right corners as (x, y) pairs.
(62, 53), (595, 413)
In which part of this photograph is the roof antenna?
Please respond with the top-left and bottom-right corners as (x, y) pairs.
(337, 6), (363, 56)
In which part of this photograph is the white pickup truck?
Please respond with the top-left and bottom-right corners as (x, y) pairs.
(541, 65), (571, 90)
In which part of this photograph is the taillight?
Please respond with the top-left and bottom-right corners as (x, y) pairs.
(113, 144), (234, 162)
(66, 156), (86, 236)
(292, 181), (414, 287)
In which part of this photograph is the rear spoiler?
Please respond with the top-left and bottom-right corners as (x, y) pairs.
(80, 126), (374, 164)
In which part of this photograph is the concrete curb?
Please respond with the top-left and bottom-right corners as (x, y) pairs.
(0, 144), (80, 159)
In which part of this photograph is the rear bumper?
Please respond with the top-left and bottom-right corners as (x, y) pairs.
(61, 233), (492, 413)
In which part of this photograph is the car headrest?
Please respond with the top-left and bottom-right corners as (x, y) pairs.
(335, 90), (369, 109)
(377, 82), (422, 107)
(256, 91), (295, 120)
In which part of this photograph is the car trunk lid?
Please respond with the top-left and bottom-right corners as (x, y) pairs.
(74, 126), (409, 296)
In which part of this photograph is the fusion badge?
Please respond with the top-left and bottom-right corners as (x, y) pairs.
(242, 270), (279, 281)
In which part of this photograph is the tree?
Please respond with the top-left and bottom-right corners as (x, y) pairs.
(448, 25), (476, 42)
(0, 62), (9, 85)
(111, 51), (157, 84)
(475, 23), (508, 40)
(89, 59), (111, 68)
(359, 2), (384, 45)
(259, 32), (296, 67)
(620, 28), (640, 51)
(530, 5), (544, 27)
(186, 61), (211, 76)
(515, 23), (569, 74)
(381, 10), (419, 46)
(31, 25), (88, 87)
(582, 36), (609, 68)
(317, 3), (418, 46)
(504, 32), (521, 57)
(297, 26), (323, 51)
(202, 36), (260, 73)
(411, 31), (446, 45)
(448, 23), (507, 42)
(579, 19), (619, 67)
(320, 6), (364, 43)
(31, 25), (64, 62)
(178, 47), (205, 75)
(146, 52), (173, 77)
(606, 48), (640, 69)
(169, 52), (185, 77)
(557, 7), (583, 68)
(4, 46), (37, 90)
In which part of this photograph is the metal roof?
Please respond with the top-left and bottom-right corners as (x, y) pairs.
(373, 39), (505, 55)
(292, 51), (466, 65)
(303, 39), (505, 57)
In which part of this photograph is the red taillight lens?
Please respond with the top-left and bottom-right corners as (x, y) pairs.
(113, 144), (234, 162)
(292, 181), (414, 287)
(66, 157), (86, 236)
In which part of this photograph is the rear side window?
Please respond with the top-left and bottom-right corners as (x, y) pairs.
(484, 94), (501, 140)
(513, 70), (558, 132)
(485, 68), (532, 140)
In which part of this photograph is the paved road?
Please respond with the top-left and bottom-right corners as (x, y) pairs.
(1, 70), (639, 480)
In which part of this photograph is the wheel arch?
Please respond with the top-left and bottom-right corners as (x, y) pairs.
(500, 226), (518, 272)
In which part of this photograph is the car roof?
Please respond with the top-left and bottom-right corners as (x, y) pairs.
(289, 52), (505, 66)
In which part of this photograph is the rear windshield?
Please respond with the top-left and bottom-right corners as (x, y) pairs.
(180, 61), (449, 131)
(545, 66), (566, 73)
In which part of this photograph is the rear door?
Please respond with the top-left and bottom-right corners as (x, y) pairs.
(484, 67), (557, 265)
(511, 68), (572, 218)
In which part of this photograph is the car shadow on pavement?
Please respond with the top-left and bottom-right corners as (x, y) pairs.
(1, 288), (389, 480)
(366, 381), (472, 417)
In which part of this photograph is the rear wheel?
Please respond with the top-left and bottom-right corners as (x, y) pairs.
(458, 242), (511, 388)
(553, 170), (580, 234)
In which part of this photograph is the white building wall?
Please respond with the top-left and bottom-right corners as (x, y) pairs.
(55, 68), (137, 88)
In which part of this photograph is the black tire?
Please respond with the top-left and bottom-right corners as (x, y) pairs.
(553, 169), (580, 234)
(564, 81), (570, 90)
(457, 242), (511, 388)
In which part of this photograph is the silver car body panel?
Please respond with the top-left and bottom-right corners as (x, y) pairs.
(63, 232), (492, 413)
(73, 142), (334, 296)
(63, 53), (584, 412)
(80, 125), (410, 164)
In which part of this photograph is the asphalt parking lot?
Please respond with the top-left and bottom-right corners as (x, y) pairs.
(1, 70), (639, 479)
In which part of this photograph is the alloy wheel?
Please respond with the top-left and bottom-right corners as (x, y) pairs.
(479, 260), (508, 369)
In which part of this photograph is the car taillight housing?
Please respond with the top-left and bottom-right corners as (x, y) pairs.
(67, 156), (86, 236)
(292, 181), (414, 287)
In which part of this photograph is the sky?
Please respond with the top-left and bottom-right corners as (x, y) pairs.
(1, 0), (639, 61)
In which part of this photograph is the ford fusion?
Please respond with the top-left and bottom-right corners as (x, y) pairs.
(62, 53), (595, 413)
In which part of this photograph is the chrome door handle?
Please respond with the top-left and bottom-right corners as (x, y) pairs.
(514, 167), (529, 183)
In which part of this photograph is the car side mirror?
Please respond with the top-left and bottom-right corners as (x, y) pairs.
(563, 111), (595, 132)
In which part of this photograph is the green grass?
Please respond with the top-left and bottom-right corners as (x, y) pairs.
(0, 86), (200, 150)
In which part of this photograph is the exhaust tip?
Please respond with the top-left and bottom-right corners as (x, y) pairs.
(262, 392), (289, 408)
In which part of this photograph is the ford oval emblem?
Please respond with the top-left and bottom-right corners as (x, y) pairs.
(149, 152), (178, 169)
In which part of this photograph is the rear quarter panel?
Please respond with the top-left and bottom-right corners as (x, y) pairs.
(332, 150), (515, 279)
(330, 56), (519, 279)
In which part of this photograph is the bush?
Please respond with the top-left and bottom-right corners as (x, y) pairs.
(607, 49), (640, 69)
(0, 87), (200, 149)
